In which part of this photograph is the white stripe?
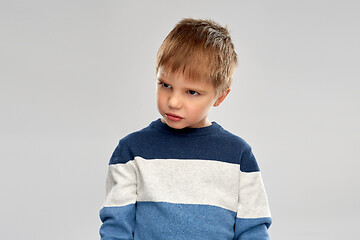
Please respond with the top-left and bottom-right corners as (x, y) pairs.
(103, 160), (137, 207)
(135, 157), (240, 212)
(103, 157), (240, 211)
(236, 171), (271, 218)
(103, 157), (271, 218)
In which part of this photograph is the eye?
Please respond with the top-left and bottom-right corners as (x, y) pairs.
(187, 90), (199, 96)
(161, 82), (171, 89)
(158, 81), (171, 89)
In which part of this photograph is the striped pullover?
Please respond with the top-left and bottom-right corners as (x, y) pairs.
(99, 119), (272, 240)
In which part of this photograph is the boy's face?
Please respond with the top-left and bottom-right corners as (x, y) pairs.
(156, 66), (229, 129)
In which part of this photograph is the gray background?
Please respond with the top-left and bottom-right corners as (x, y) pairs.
(1, 0), (359, 239)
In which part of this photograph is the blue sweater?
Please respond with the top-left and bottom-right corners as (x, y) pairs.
(99, 119), (272, 240)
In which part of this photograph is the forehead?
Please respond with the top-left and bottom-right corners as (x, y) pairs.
(157, 65), (208, 83)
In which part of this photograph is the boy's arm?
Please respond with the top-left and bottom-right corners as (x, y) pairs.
(99, 140), (137, 240)
(234, 147), (272, 240)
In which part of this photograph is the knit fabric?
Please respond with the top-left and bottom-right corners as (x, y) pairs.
(99, 119), (271, 240)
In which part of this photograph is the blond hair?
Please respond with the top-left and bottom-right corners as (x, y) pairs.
(156, 18), (238, 95)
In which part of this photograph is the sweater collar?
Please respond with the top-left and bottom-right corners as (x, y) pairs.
(150, 118), (221, 136)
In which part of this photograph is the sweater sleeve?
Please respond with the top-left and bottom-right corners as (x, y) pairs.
(99, 140), (137, 240)
(234, 147), (272, 240)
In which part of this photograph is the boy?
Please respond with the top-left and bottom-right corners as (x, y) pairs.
(99, 18), (271, 240)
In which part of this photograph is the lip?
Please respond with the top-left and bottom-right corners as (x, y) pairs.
(165, 113), (184, 121)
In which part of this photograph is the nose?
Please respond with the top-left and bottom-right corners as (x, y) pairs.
(168, 92), (182, 109)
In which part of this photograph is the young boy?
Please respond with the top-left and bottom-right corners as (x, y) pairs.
(99, 18), (271, 240)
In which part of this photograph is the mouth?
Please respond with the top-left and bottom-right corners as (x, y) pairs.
(165, 113), (184, 122)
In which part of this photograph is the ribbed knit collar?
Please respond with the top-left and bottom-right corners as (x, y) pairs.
(150, 118), (222, 136)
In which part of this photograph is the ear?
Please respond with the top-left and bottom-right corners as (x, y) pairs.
(213, 88), (231, 107)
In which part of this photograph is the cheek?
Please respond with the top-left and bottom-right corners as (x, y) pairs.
(187, 101), (211, 117)
(156, 91), (166, 108)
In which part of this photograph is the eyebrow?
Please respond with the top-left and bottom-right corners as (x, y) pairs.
(157, 77), (167, 82)
(157, 75), (208, 94)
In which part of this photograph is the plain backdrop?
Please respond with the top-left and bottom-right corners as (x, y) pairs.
(1, 0), (359, 239)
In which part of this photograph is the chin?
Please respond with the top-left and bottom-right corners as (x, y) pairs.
(167, 122), (186, 129)
(163, 120), (188, 129)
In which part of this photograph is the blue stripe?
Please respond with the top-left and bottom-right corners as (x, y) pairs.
(234, 217), (272, 240)
(99, 204), (136, 240)
(134, 201), (236, 240)
(109, 119), (260, 172)
(99, 202), (271, 240)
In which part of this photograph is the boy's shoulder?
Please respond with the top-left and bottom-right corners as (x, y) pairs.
(216, 124), (252, 149)
(217, 127), (259, 172)
(108, 123), (156, 164)
(118, 119), (161, 145)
